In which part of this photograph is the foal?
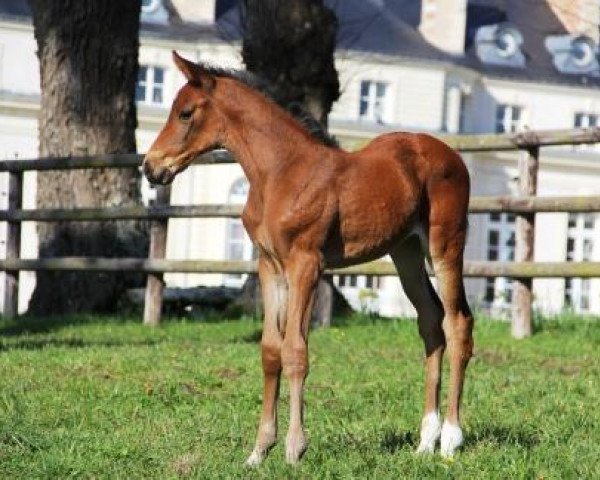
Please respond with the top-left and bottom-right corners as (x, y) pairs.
(143, 52), (474, 465)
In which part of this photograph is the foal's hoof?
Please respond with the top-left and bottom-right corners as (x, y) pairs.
(245, 448), (266, 467)
(285, 429), (308, 465)
(416, 411), (442, 454)
(440, 421), (463, 458)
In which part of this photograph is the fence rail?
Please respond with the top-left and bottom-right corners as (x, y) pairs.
(2, 126), (600, 337)
(0, 195), (599, 223)
(0, 258), (599, 278)
(1, 127), (599, 173)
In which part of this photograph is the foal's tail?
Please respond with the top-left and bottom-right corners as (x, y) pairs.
(417, 133), (470, 238)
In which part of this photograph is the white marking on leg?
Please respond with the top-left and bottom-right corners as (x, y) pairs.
(245, 409), (278, 466)
(285, 427), (307, 465)
(440, 420), (463, 457)
(245, 448), (265, 467)
(416, 411), (442, 453)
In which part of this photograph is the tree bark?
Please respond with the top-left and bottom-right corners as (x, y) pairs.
(240, 0), (340, 125)
(27, 0), (147, 315)
(240, 0), (343, 324)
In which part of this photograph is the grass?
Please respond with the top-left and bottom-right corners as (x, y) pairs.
(0, 313), (599, 479)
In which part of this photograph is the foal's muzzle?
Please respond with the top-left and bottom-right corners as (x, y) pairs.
(142, 159), (175, 185)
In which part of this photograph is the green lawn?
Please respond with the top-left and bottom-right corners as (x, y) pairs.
(1, 313), (598, 479)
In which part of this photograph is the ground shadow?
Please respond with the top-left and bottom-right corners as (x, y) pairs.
(379, 429), (416, 453)
(331, 314), (411, 329)
(232, 329), (263, 343)
(0, 337), (160, 353)
(465, 425), (540, 449)
(380, 424), (539, 455)
(0, 311), (216, 337)
(0, 314), (133, 336)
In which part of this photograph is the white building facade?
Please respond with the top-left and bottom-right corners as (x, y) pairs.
(0, 0), (599, 317)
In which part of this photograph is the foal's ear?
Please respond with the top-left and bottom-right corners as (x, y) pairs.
(172, 51), (215, 92)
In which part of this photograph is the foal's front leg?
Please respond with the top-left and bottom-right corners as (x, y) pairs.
(246, 256), (287, 466)
(282, 250), (320, 464)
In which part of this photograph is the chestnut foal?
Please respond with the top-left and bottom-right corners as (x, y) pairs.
(143, 52), (474, 465)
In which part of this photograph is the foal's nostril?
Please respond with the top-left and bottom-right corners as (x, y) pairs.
(143, 161), (162, 184)
(159, 167), (173, 185)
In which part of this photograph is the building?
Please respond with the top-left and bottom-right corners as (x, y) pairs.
(0, 0), (599, 316)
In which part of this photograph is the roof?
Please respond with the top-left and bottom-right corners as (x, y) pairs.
(329, 0), (448, 61)
(0, 0), (31, 19)
(215, 0), (600, 88)
(460, 2), (600, 88)
(215, 0), (449, 62)
(1, 0), (598, 88)
(140, 20), (220, 43)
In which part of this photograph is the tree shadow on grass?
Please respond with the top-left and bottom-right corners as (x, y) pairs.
(0, 314), (133, 336)
(0, 336), (160, 352)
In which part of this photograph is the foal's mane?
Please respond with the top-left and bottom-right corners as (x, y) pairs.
(202, 64), (339, 148)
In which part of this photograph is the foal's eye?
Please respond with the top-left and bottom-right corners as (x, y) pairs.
(179, 107), (194, 121)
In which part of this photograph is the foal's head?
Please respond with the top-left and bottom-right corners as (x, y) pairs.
(143, 52), (222, 185)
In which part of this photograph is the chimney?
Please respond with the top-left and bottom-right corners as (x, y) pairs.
(169, 0), (217, 24)
(419, 0), (468, 56)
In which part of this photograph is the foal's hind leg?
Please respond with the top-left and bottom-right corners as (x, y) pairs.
(429, 225), (474, 457)
(391, 236), (445, 453)
(246, 256), (287, 466)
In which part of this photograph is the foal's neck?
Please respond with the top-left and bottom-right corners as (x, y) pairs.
(216, 79), (329, 187)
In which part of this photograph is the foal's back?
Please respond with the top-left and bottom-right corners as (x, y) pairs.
(323, 132), (469, 267)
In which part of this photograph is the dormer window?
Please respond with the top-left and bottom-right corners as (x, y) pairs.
(141, 0), (168, 24)
(545, 34), (600, 75)
(495, 30), (519, 58)
(142, 0), (161, 14)
(573, 40), (595, 67)
(475, 23), (525, 68)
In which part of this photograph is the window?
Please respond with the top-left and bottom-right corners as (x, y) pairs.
(573, 113), (598, 151)
(338, 275), (356, 288)
(359, 80), (389, 124)
(142, 0), (161, 13)
(136, 66), (165, 105)
(574, 112), (598, 129)
(334, 272), (381, 314)
(495, 104), (522, 133)
(336, 274), (380, 290)
(485, 213), (515, 305)
(564, 213), (597, 312)
(225, 178), (253, 286)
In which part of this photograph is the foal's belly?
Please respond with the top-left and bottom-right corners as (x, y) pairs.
(324, 160), (421, 268)
(322, 217), (417, 268)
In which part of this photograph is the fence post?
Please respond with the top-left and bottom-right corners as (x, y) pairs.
(3, 170), (23, 319)
(143, 185), (171, 326)
(512, 146), (539, 338)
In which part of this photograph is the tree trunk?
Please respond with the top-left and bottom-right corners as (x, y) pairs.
(240, 0), (340, 125)
(240, 0), (344, 325)
(27, 0), (147, 315)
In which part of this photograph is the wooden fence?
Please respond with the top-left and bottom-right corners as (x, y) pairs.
(1, 127), (600, 337)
